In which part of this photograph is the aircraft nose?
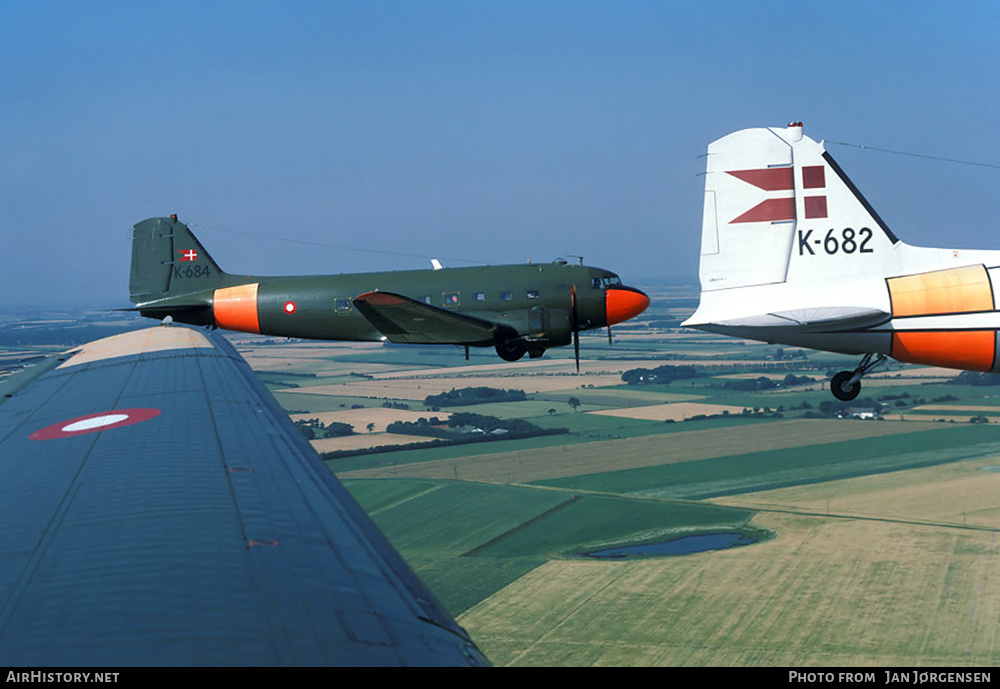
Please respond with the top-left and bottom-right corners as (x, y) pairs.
(605, 286), (649, 326)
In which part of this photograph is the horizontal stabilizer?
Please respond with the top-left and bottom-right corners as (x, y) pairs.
(703, 306), (890, 331)
(353, 291), (513, 345)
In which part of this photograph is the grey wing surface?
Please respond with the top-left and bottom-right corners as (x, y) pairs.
(0, 325), (487, 666)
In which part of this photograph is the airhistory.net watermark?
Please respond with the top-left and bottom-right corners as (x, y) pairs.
(6, 673), (119, 684)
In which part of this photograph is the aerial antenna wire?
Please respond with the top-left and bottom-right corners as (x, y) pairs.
(828, 141), (1000, 170)
(205, 225), (492, 265)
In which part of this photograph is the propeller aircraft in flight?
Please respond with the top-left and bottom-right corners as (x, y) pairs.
(685, 122), (1000, 400)
(130, 217), (649, 370)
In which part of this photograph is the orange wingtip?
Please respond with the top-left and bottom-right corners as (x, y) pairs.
(355, 291), (409, 306)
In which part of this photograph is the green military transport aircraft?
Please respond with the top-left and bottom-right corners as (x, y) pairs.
(129, 216), (650, 368)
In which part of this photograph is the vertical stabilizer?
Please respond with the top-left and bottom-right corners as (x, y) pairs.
(698, 123), (899, 293)
(130, 216), (227, 304)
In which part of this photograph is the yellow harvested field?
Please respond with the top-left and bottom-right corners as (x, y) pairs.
(309, 432), (437, 453)
(718, 456), (1000, 527)
(291, 408), (450, 433)
(912, 404), (1000, 412)
(340, 419), (946, 483)
(589, 402), (746, 422)
(869, 366), (958, 378)
(461, 457), (1000, 666)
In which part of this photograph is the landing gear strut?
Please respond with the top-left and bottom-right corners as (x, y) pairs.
(830, 353), (886, 401)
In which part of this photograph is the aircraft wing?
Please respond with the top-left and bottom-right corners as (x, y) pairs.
(353, 291), (513, 345)
(0, 325), (488, 666)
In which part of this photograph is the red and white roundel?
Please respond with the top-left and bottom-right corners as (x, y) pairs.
(283, 300), (296, 314)
(29, 408), (161, 440)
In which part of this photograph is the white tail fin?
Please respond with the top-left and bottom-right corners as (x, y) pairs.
(698, 123), (899, 292)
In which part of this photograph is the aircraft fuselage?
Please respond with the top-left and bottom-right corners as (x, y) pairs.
(130, 216), (649, 362)
(141, 263), (623, 343)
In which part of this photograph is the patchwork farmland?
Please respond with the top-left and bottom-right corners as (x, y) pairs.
(223, 285), (1000, 667)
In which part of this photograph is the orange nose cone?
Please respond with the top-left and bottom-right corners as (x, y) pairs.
(605, 287), (649, 326)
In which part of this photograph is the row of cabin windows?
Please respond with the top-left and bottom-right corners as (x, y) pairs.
(420, 290), (541, 306)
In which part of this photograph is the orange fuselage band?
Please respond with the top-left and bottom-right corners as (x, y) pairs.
(213, 283), (260, 334)
(891, 331), (995, 371)
(888, 265), (994, 317)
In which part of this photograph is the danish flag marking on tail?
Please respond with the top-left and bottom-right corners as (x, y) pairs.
(727, 165), (828, 224)
(178, 249), (198, 262)
(727, 167), (793, 191)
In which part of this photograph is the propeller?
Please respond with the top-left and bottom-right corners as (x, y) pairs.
(571, 285), (580, 373)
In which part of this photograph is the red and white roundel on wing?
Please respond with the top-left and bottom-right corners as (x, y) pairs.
(283, 300), (296, 314)
(29, 408), (161, 440)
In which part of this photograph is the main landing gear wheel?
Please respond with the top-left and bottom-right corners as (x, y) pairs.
(495, 340), (527, 362)
(829, 353), (886, 402)
(831, 370), (861, 401)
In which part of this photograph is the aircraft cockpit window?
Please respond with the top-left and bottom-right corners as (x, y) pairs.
(501, 291), (513, 301)
(602, 276), (622, 287)
(526, 290), (540, 299)
(591, 278), (602, 289)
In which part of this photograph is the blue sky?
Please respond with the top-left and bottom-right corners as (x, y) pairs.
(3, 0), (1000, 306)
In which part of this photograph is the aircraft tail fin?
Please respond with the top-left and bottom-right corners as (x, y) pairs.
(697, 122), (899, 293)
(130, 216), (228, 305)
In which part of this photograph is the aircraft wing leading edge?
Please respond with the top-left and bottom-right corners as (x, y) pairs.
(0, 325), (487, 666)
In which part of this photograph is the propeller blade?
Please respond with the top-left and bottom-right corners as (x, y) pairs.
(574, 330), (580, 373)
(571, 286), (580, 373)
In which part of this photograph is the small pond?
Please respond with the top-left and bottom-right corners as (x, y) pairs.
(581, 531), (757, 559)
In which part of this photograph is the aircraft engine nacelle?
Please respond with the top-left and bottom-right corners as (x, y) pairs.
(491, 307), (573, 362)
(528, 306), (573, 348)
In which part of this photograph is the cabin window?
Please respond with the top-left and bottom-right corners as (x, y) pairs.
(501, 291), (513, 301)
(526, 290), (540, 299)
(475, 292), (486, 302)
(444, 292), (460, 307)
(421, 296), (432, 304)
(335, 298), (352, 312)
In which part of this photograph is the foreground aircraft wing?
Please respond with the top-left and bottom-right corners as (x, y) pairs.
(0, 325), (487, 666)
(354, 291), (513, 345)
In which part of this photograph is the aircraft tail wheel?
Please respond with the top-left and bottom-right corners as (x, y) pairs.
(831, 370), (861, 401)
